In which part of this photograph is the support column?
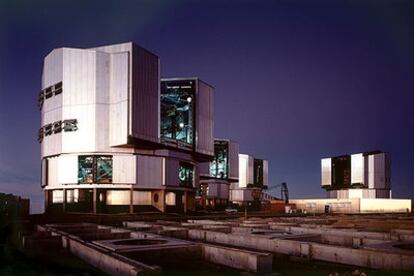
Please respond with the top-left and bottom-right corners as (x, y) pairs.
(129, 187), (134, 214)
(184, 191), (188, 213)
(62, 188), (66, 213)
(93, 188), (97, 214)
(44, 190), (49, 214)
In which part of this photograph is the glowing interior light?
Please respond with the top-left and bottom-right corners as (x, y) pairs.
(187, 97), (192, 103)
(179, 122), (185, 128)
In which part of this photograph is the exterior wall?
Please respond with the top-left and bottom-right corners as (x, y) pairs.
(230, 188), (258, 202)
(228, 140), (239, 181)
(351, 153), (364, 185)
(366, 152), (390, 190)
(359, 198), (411, 213)
(196, 80), (214, 157)
(321, 158), (331, 187)
(291, 198), (361, 213)
(238, 154), (253, 188)
(291, 198), (411, 213)
(201, 179), (229, 200)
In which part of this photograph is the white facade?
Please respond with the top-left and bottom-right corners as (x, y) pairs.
(40, 42), (212, 213)
(321, 151), (391, 199)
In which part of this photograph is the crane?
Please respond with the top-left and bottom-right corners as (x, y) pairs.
(264, 182), (289, 204)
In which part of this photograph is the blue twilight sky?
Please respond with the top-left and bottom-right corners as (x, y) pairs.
(1, 0), (414, 213)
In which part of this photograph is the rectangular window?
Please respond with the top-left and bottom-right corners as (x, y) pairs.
(45, 87), (53, 99)
(53, 121), (62, 133)
(38, 90), (44, 108)
(44, 124), (53, 136)
(160, 80), (195, 145)
(38, 128), (44, 142)
(63, 119), (78, 132)
(96, 156), (113, 184)
(54, 81), (63, 95)
(253, 159), (264, 186)
(78, 155), (113, 184)
(210, 140), (228, 179)
(52, 190), (64, 203)
(179, 162), (194, 187)
(78, 156), (94, 183)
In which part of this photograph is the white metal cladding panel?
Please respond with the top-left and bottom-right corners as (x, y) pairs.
(136, 155), (163, 188)
(113, 154), (136, 184)
(230, 189), (253, 202)
(42, 48), (63, 89)
(62, 48), (97, 106)
(196, 80), (214, 156)
(351, 153), (364, 185)
(220, 183), (230, 199)
(228, 141), (239, 179)
(94, 53), (111, 151)
(130, 45), (160, 143)
(41, 106), (62, 157)
(133, 191), (151, 205)
(373, 153), (387, 189)
(247, 155), (254, 185)
(208, 183), (219, 197)
(95, 104), (110, 152)
(238, 154), (249, 188)
(58, 154), (78, 184)
(47, 156), (59, 188)
(109, 52), (129, 146)
(165, 158), (180, 187)
(321, 158), (332, 186)
(263, 160), (269, 186)
(62, 105), (96, 153)
(198, 161), (210, 176)
(348, 189), (363, 199)
(92, 42), (133, 56)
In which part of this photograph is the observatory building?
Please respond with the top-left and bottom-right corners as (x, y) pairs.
(197, 139), (240, 209)
(291, 151), (411, 213)
(39, 42), (214, 214)
(229, 154), (269, 209)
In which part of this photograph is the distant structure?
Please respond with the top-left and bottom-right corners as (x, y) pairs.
(322, 151), (391, 199)
(198, 139), (239, 210)
(291, 151), (411, 213)
(229, 154), (269, 209)
(0, 193), (30, 220)
(39, 42), (214, 214)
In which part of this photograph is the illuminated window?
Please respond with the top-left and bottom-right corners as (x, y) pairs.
(78, 156), (112, 184)
(179, 162), (194, 187)
(160, 80), (194, 144)
(96, 156), (113, 184)
(78, 156), (94, 183)
(210, 140), (228, 179)
(52, 190), (64, 203)
(78, 155), (112, 184)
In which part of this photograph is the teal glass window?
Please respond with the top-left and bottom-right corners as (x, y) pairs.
(96, 156), (113, 184)
(78, 156), (112, 184)
(210, 140), (228, 179)
(78, 156), (94, 183)
(161, 80), (194, 144)
(179, 163), (194, 187)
